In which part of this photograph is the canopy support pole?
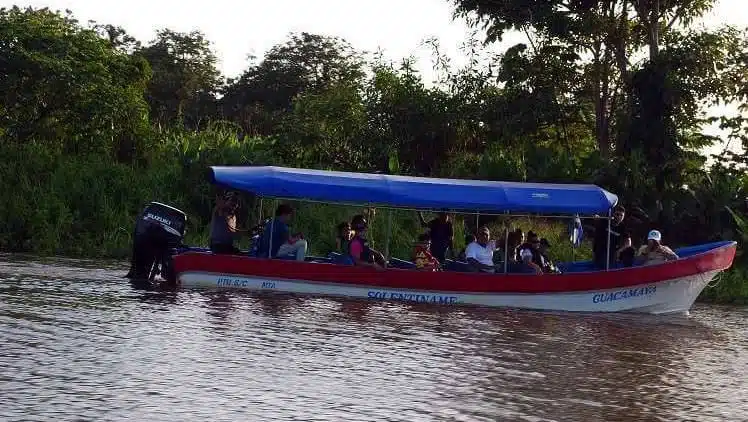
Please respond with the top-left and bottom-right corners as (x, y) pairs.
(605, 209), (612, 271)
(503, 216), (509, 274)
(384, 209), (393, 261)
(258, 198), (264, 225)
(267, 199), (277, 258)
(571, 216), (575, 263)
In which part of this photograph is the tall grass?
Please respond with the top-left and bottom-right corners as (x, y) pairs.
(0, 133), (594, 262)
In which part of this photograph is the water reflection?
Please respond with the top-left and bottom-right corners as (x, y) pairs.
(0, 255), (746, 422)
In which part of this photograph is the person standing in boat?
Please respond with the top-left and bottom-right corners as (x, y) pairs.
(593, 205), (636, 268)
(348, 214), (386, 270)
(209, 191), (246, 254)
(465, 226), (499, 273)
(417, 210), (453, 263)
(258, 204), (308, 261)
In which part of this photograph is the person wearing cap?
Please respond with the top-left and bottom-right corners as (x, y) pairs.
(517, 247), (543, 274)
(637, 230), (678, 266)
(417, 210), (454, 263)
(465, 226), (500, 273)
(348, 214), (386, 270)
(209, 191), (247, 254)
(538, 238), (560, 274)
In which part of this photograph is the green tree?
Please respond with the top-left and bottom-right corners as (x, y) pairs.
(452, 0), (722, 156)
(221, 32), (365, 136)
(0, 6), (151, 158)
(137, 29), (222, 129)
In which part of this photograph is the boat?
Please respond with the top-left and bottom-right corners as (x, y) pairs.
(127, 166), (737, 315)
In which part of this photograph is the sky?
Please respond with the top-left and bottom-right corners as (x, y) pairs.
(3, 0), (746, 159)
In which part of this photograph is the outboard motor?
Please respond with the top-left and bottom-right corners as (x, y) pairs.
(126, 202), (187, 287)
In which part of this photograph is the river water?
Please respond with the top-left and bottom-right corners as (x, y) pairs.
(1, 254), (746, 422)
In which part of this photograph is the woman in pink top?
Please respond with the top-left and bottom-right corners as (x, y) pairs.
(348, 215), (386, 270)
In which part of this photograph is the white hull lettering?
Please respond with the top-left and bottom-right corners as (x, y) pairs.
(145, 213), (172, 226)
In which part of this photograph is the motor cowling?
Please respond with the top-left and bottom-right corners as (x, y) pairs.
(126, 202), (187, 285)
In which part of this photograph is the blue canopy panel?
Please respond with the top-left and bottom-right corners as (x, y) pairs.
(209, 166), (618, 215)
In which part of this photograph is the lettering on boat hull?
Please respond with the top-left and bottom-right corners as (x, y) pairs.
(215, 277), (277, 289)
(367, 290), (458, 305)
(178, 270), (718, 315)
(592, 286), (657, 304)
(216, 277), (249, 288)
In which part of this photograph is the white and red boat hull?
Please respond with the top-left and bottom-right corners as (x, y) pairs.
(178, 270), (718, 314)
(172, 241), (736, 315)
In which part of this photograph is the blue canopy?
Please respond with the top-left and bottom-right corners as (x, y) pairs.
(209, 166), (618, 215)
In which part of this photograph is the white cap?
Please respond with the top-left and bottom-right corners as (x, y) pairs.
(647, 230), (662, 241)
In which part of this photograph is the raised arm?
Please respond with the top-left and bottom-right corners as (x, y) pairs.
(417, 211), (428, 228)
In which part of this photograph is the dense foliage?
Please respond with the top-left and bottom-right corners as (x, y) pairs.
(1, 5), (747, 302)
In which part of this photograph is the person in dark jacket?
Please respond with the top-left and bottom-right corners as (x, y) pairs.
(417, 211), (454, 263)
(515, 231), (544, 270)
(593, 205), (635, 268)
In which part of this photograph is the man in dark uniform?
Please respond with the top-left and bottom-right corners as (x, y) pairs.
(593, 205), (635, 269)
(417, 210), (454, 263)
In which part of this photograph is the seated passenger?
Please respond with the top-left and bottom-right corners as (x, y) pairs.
(466, 226), (499, 273)
(458, 234), (476, 261)
(349, 215), (386, 270)
(538, 238), (561, 274)
(413, 233), (440, 271)
(258, 204), (308, 261)
(637, 230), (678, 266)
(209, 191), (246, 254)
(516, 231), (544, 268)
(508, 228), (525, 263)
(517, 248), (543, 274)
(335, 221), (353, 253)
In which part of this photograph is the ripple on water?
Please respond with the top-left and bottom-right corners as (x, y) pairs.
(1, 255), (747, 422)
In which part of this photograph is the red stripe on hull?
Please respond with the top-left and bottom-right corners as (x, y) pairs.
(172, 243), (736, 294)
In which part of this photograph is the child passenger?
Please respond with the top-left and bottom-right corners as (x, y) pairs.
(413, 233), (440, 271)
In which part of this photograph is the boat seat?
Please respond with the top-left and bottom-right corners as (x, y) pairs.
(327, 252), (354, 265)
(443, 259), (471, 273)
(389, 257), (417, 269)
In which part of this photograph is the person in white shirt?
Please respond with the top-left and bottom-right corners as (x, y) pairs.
(465, 226), (499, 273)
